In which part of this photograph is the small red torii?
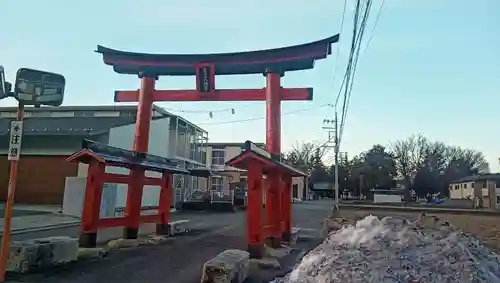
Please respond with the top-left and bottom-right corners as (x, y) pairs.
(66, 139), (196, 247)
(226, 141), (307, 257)
(95, 34), (338, 251)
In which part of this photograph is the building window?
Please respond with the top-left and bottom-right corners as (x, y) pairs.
(464, 183), (467, 188)
(31, 111), (53, 117)
(292, 184), (299, 198)
(482, 182), (487, 188)
(119, 111), (134, 116)
(193, 177), (199, 190)
(211, 148), (225, 165)
(211, 177), (223, 190)
(74, 111), (95, 117)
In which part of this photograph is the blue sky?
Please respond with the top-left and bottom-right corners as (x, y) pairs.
(1, 0), (499, 169)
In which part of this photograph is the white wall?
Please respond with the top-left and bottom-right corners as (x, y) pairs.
(88, 118), (171, 208)
(374, 194), (402, 203)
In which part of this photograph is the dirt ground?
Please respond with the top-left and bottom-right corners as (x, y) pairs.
(336, 209), (500, 252)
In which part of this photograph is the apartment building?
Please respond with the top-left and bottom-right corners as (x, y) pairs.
(204, 142), (258, 190)
(449, 173), (500, 208)
(204, 142), (306, 199)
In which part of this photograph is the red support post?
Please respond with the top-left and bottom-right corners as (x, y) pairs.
(156, 173), (173, 235)
(247, 161), (264, 258)
(123, 75), (156, 239)
(281, 176), (293, 242)
(79, 161), (105, 248)
(265, 72), (283, 248)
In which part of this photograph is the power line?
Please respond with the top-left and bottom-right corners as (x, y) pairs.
(197, 104), (331, 125)
(163, 103), (256, 114)
(362, 0), (385, 55)
(338, 0), (374, 145)
(332, 0), (348, 107)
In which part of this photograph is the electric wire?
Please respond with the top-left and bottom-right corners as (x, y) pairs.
(333, 0), (348, 108)
(197, 104), (331, 125)
(163, 103), (255, 114)
(362, 0), (386, 55)
(338, 0), (374, 146)
(339, 0), (371, 128)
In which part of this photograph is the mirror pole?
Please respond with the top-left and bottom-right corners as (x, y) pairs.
(0, 102), (25, 282)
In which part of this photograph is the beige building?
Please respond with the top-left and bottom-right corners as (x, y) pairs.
(449, 173), (500, 208)
(203, 142), (306, 199)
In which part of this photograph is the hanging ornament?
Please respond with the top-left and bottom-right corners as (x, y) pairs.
(209, 111), (213, 118)
(231, 108), (235, 114)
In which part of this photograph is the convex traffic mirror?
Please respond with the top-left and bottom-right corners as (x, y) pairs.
(14, 68), (65, 107)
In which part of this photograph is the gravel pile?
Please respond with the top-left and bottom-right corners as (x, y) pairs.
(273, 215), (500, 283)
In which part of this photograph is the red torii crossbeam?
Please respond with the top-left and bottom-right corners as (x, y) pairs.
(95, 34), (338, 248)
(114, 88), (312, 102)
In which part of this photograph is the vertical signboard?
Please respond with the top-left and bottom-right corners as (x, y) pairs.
(196, 65), (215, 93)
(7, 121), (23, 161)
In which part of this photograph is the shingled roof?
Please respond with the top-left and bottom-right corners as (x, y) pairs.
(0, 116), (138, 136)
(450, 173), (500, 184)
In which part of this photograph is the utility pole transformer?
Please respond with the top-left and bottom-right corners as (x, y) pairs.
(322, 108), (340, 211)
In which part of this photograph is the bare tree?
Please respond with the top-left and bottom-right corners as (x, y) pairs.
(390, 134), (489, 198)
(285, 141), (328, 171)
(389, 133), (429, 192)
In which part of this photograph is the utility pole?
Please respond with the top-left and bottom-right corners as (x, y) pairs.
(322, 109), (340, 211)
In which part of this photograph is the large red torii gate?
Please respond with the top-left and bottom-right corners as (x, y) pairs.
(96, 34), (338, 247)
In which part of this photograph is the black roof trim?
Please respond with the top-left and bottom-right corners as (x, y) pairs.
(96, 34), (339, 76)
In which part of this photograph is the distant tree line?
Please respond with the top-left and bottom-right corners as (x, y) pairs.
(283, 134), (489, 200)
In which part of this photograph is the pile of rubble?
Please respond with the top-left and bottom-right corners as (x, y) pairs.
(273, 213), (500, 283)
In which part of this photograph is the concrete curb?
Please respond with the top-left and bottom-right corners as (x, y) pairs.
(3, 222), (80, 236)
(340, 204), (500, 215)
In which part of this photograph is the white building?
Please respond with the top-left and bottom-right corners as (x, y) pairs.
(372, 189), (404, 203)
(0, 104), (207, 207)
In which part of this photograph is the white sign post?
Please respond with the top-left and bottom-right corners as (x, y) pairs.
(7, 121), (23, 161)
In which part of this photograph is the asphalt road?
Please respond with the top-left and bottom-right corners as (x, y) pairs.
(8, 202), (331, 283)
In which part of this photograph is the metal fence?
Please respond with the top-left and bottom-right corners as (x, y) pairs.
(209, 190), (234, 204)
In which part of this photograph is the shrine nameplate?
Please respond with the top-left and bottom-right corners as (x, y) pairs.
(196, 65), (214, 93)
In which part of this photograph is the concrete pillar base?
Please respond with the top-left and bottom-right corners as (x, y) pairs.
(281, 232), (291, 243)
(79, 232), (97, 248)
(155, 223), (171, 235)
(265, 236), (281, 249)
(122, 227), (139, 239)
(247, 243), (264, 259)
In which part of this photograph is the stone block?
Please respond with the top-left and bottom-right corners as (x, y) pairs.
(78, 247), (108, 259)
(201, 249), (249, 283)
(7, 236), (78, 273)
(107, 239), (139, 250)
(290, 227), (301, 245)
(169, 220), (191, 236)
(137, 235), (172, 246)
(45, 236), (79, 264)
(321, 217), (350, 237)
(264, 245), (291, 259)
(250, 257), (281, 269)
